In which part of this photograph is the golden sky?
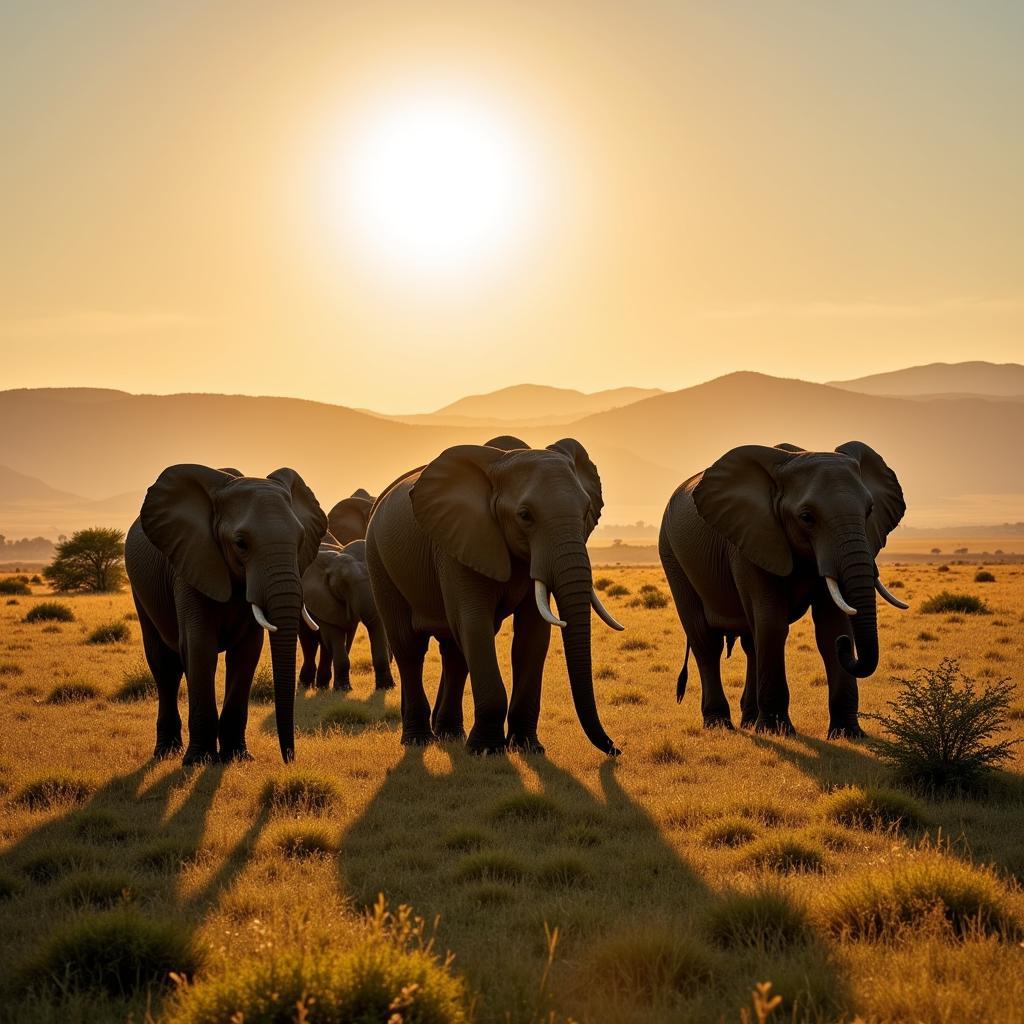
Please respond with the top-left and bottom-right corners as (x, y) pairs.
(2, 1), (1022, 412)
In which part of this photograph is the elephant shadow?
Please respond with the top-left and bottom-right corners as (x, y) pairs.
(0, 760), (267, 989)
(337, 746), (852, 1022)
(257, 682), (399, 738)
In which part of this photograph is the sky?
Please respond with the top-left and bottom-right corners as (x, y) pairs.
(1, 1), (1022, 412)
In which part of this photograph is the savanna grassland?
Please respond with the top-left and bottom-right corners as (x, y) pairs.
(0, 560), (1023, 1023)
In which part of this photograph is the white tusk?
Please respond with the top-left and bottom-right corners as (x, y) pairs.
(251, 604), (278, 632)
(302, 605), (319, 630)
(534, 580), (567, 629)
(875, 578), (909, 610)
(591, 588), (625, 631)
(825, 577), (857, 616)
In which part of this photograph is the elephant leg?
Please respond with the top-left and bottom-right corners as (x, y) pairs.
(451, 594), (508, 753)
(332, 628), (352, 692)
(315, 633), (333, 688)
(660, 533), (732, 727)
(812, 597), (865, 739)
(750, 617), (793, 735)
(739, 634), (758, 728)
(137, 601), (184, 758)
(432, 638), (468, 741)
(298, 619), (319, 686)
(366, 617), (395, 690)
(219, 624), (263, 760)
(507, 597), (550, 753)
(180, 633), (221, 766)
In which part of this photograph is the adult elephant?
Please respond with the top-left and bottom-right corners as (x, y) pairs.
(327, 489), (375, 544)
(299, 538), (394, 691)
(659, 442), (907, 738)
(366, 439), (624, 755)
(125, 465), (327, 764)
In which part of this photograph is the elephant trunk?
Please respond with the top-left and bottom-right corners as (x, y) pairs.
(258, 561), (303, 762)
(548, 535), (619, 756)
(832, 524), (879, 679)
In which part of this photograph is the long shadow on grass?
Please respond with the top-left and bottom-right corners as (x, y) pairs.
(0, 758), (267, 1002)
(338, 744), (852, 1023)
(258, 682), (399, 737)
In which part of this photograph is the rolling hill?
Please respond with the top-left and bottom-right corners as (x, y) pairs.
(829, 361), (1024, 398)
(1, 374), (1022, 535)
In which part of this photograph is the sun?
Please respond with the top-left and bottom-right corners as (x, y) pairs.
(332, 88), (541, 283)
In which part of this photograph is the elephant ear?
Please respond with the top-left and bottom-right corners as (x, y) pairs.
(835, 441), (906, 555)
(774, 443), (805, 453)
(411, 445), (511, 581)
(267, 468), (328, 574)
(217, 467), (244, 477)
(302, 553), (350, 628)
(692, 445), (795, 576)
(327, 496), (373, 544)
(547, 438), (604, 533)
(484, 435), (529, 451)
(140, 464), (236, 601)
(351, 487), (373, 501)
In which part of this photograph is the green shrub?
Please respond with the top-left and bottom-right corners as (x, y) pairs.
(22, 909), (203, 995)
(822, 786), (926, 831)
(270, 822), (337, 859)
(16, 773), (95, 810)
(587, 929), (714, 1001)
(112, 666), (156, 702)
(0, 578), (31, 595)
(865, 659), (1019, 791)
(168, 904), (466, 1024)
(824, 853), (1020, 940)
(629, 587), (669, 609)
(261, 772), (338, 814)
(43, 527), (126, 593)
(24, 601), (75, 623)
(920, 592), (990, 615)
(46, 681), (101, 705)
(593, 576), (614, 591)
(974, 570), (996, 583)
(704, 886), (814, 950)
(88, 621), (131, 644)
(605, 584), (630, 597)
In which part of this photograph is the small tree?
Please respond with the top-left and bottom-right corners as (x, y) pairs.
(43, 528), (126, 593)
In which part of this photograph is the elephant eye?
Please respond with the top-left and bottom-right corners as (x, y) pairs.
(798, 510), (814, 525)
(866, 502), (874, 517)
(234, 535), (248, 552)
(517, 507), (533, 524)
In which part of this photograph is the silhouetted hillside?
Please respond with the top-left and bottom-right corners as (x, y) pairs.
(829, 361), (1024, 398)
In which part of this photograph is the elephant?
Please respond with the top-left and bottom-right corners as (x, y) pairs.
(299, 538), (394, 691)
(659, 441), (907, 738)
(327, 489), (375, 544)
(125, 465), (327, 764)
(365, 438), (625, 755)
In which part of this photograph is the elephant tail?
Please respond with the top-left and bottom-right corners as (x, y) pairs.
(676, 639), (691, 703)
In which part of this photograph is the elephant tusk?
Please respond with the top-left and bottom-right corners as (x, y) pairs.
(825, 577), (857, 616)
(302, 605), (319, 630)
(875, 578), (909, 610)
(591, 588), (625, 631)
(251, 604), (278, 632)
(534, 580), (567, 629)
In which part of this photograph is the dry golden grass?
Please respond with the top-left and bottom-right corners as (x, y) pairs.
(0, 563), (1023, 1022)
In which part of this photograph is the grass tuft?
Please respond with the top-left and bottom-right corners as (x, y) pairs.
(605, 584), (630, 597)
(649, 739), (685, 765)
(974, 570), (996, 583)
(270, 821), (337, 859)
(249, 665), (275, 703)
(261, 772), (338, 814)
(442, 827), (491, 853)
(586, 929), (714, 1002)
(321, 702), (373, 729)
(537, 854), (591, 888)
(45, 680), (101, 705)
(920, 592), (990, 615)
(628, 587), (669, 609)
(21, 845), (102, 884)
(16, 773), (95, 810)
(610, 687), (646, 706)
(87, 621), (131, 644)
(489, 791), (561, 824)
(55, 872), (136, 908)
(112, 665), (156, 702)
(822, 785), (926, 831)
(24, 601), (75, 623)
(0, 578), (31, 595)
(454, 852), (528, 884)
(22, 909), (203, 996)
(741, 834), (825, 873)
(704, 885), (814, 950)
(701, 816), (758, 848)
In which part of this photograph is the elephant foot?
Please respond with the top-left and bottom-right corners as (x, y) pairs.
(827, 721), (867, 740)
(400, 729), (436, 746)
(219, 746), (254, 763)
(466, 723), (509, 755)
(702, 715), (734, 731)
(739, 716), (757, 730)
(435, 728), (467, 743)
(754, 714), (796, 736)
(153, 738), (183, 760)
(315, 680), (332, 691)
(298, 667), (316, 684)
(182, 746), (219, 767)
(507, 733), (546, 755)
(374, 676), (396, 691)
(334, 682), (353, 693)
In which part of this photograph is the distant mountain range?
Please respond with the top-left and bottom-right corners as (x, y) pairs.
(829, 360), (1024, 398)
(2, 362), (1022, 536)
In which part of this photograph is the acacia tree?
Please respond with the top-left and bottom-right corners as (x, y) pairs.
(43, 527), (127, 593)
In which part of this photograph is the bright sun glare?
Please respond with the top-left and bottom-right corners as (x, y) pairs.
(335, 89), (540, 282)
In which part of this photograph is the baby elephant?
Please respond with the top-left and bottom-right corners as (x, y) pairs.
(299, 538), (394, 691)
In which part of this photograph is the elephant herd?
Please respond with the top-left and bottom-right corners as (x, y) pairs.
(124, 437), (906, 765)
